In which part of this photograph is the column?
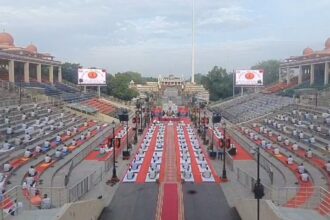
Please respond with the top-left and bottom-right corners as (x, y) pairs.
(24, 62), (30, 83)
(58, 66), (62, 83)
(286, 67), (290, 84)
(8, 60), (14, 83)
(37, 64), (42, 83)
(310, 64), (315, 85)
(84, 86), (87, 93)
(49, 65), (54, 84)
(97, 86), (101, 97)
(325, 62), (329, 85)
(298, 65), (302, 85)
(278, 68), (282, 83)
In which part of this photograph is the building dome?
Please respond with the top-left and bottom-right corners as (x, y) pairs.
(0, 32), (14, 47)
(325, 38), (330, 49)
(26, 44), (38, 53)
(303, 47), (314, 56)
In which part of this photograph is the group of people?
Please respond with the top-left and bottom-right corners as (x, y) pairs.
(127, 124), (157, 180)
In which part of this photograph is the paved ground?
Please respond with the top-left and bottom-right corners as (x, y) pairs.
(182, 183), (241, 220)
(99, 183), (159, 220)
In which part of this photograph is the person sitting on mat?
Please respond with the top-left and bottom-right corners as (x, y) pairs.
(55, 134), (62, 144)
(149, 168), (157, 179)
(287, 155), (294, 165)
(28, 165), (37, 177)
(200, 158), (207, 169)
(301, 171), (309, 182)
(202, 167), (212, 178)
(99, 145), (105, 155)
(62, 145), (69, 155)
(298, 163), (305, 174)
(131, 160), (139, 170)
(71, 139), (76, 146)
(3, 163), (12, 172)
(34, 145), (41, 154)
(24, 148), (32, 158)
(55, 149), (62, 159)
(292, 143), (298, 151)
(306, 149), (312, 158)
(44, 154), (52, 163)
(127, 168), (135, 180)
(183, 169), (192, 179)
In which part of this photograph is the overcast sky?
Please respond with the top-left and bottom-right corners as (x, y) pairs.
(0, 0), (329, 78)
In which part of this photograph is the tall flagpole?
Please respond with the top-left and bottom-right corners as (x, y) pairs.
(191, 0), (195, 84)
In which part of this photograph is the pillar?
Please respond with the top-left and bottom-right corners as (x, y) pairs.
(37, 64), (42, 83)
(49, 65), (54, 84)
(8, 60), (14, 83)
(58, 66), (62, 83)
(310, 64), (315, 85)
(286, 67), (290, 85)
(84, 86), (87, 93)
(298, 65), (302, 85)
(325, 62), (329, 85)
(278, 68), (282, 83)
(24, 62), (30, 83)
(97, 86), (101, 97)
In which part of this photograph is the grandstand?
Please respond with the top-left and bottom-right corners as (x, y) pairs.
(0, 33), (328, 220)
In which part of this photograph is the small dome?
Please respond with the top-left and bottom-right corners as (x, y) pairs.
(26, 44), (38, 53)
(0, 32), (14, 47)
(325, 38), (330, 49)
(303, 47), (314, 56)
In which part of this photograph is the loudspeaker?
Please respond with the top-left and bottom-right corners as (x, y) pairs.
(122, 150), (130, 159)
(118, 113), (129, 122)
(212, 113), (222, 123)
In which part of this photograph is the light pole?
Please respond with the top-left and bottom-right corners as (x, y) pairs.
(222, 122), (227, 180)
(254, 146), (264, 220)
(126, 119), (129, 151)
(134, 110), (139, 143)
(110, 121), (119, 183)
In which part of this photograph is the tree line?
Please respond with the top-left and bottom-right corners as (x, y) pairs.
(61, 59), (280, 102)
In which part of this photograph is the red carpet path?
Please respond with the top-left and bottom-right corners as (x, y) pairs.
(161, 183), (179, 220)
(157, 123), (182, 220)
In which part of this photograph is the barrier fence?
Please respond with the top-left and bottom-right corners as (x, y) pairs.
(0, 185), (67, 220)
(225, 152), (234, 172)
(235, 167), (330, 218)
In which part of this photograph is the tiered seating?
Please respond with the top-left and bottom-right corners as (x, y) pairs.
(83, 99), (118, 116)
(18, 81), (94, 103)
(215, 94), (293, 123)
(238, 126), (315, 208)
(263, 80), (298, 94)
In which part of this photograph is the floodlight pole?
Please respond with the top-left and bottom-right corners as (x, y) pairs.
(222, 123), (227, 180)
(111, 122), (119, 183)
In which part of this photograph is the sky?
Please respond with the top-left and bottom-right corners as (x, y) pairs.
(0, 0), (329, 79)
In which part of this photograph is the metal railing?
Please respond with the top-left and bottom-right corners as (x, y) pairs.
(235, 167), (330, 217)
(68, 167), (103, 203)
(0, 185), (67, 219)
(225, 152), (234, 172)
(236, 167), (273, 199)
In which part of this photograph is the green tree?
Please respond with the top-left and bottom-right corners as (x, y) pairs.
(200, 66), (233, 101)
(61, 62), (80, 84)
(251, 60), (280, 85)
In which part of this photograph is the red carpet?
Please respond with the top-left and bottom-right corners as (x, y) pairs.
(161, 183), (179, 220)
(184, 126), (202, 184)
(136, 127), (159, 184)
